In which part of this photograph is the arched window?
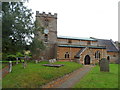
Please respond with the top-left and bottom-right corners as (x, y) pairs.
(65, 52), (69, 58)
(44, 18), (49, 27)
(44, 34), (48, 42)
(95, 51), (100, 59)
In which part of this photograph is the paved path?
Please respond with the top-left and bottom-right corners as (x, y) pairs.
(43, 65), (94, 88)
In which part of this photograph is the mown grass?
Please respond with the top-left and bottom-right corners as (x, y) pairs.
(2, 61), (82, 88)
(73, 64), (118, 88)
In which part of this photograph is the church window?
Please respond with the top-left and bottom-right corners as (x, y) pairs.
(44, 18), (49, 27)
(65, 52), (69, 58)
(44, 34), (48, 42)
(95, 51), (100, 59)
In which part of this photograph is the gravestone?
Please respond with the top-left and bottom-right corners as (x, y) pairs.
(53, 59), (56, 62)
(99, 58), (109, 72)
(49, 59), (51, 63)
(9, 61), (12, 72)
(16, 57), (18, 64)
(35, 60), (38, 64)
(41, 57), (44, 60)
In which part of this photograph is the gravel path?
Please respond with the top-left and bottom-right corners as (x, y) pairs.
(57, 65), (93, 88)
(43, 65), (94, 88)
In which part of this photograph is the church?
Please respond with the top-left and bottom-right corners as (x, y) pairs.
(35, 11), (119, 65)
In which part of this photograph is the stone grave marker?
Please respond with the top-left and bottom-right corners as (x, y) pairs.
(35, 60), (38, 64)
(49, 59), (51, 63)
(99, 58), (109, 72)
(51, 59), (53, 63)
(53, 59), (56, 62)
(16, 57), (18, 64)
(9, 61), (12, 73)
(41, 57), (44, 60)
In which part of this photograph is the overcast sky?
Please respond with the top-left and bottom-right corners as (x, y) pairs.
(25, 0), (119, 41)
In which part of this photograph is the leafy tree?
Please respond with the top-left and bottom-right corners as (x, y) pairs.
(2, 2), (34, 59)
(30, 20), (45, 60)
(2, 2), (46, 60)
(30, 37), (45, 60)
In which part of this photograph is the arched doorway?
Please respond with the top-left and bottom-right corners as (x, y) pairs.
(84, 55), (90, 65)
(107, 56), (110, 62)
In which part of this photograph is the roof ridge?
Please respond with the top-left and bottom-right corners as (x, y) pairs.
(57, 35), (97, 41)
(57, 35), (91, 38)
(97, 39), (110, 41)
(110, 40), (119, 51)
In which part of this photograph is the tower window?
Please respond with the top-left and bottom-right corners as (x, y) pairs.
(44, 18), (49, 27)
(65, 52), (69, 58)
(44, 34), (48, 42)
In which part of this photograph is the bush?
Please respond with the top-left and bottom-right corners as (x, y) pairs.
(16, 52), (24, 57)
(7, 54), (16, 61)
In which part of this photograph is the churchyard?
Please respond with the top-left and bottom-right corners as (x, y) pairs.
(73, 64), (118, 88)
(1, 58), (119, 88)
(2, 61), (82, 88)
(1, 1), (119, 89)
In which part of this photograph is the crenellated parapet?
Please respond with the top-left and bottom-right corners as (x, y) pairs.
(36, 11), (57, 19)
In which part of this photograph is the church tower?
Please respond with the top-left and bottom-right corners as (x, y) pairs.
(36, 11), (57, 60)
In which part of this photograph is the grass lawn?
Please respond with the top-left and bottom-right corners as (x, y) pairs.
(73, 64), (118, 88)
(2, 61), (82, 88)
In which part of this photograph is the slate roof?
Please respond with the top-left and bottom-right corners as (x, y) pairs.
(58, 45), (106, 49)
(75, 47), (86, 58)
(57, 36), (97, 41)
(97, 39), (119, 52)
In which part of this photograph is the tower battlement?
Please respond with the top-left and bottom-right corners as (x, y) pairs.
(36, 11), (57, 19)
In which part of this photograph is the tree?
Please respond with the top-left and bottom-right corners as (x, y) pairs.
(2, 2), (34, 59)
(30, 20), (45, 60)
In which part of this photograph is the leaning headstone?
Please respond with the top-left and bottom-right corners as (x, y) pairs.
(99, 58), (109, 72)
(49, 59), (51, 63)
(51, 59), (53, 63)
(41, 57), (44, 61)
(16, 57), (18, 64)
(9, 61), (12, 73)
(52, 59), (54, 63)
(54, 59), (56, 62)
(53, 59), (56, 63)
(49, 59), (54, 63)
(35, 60), (38, 64)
